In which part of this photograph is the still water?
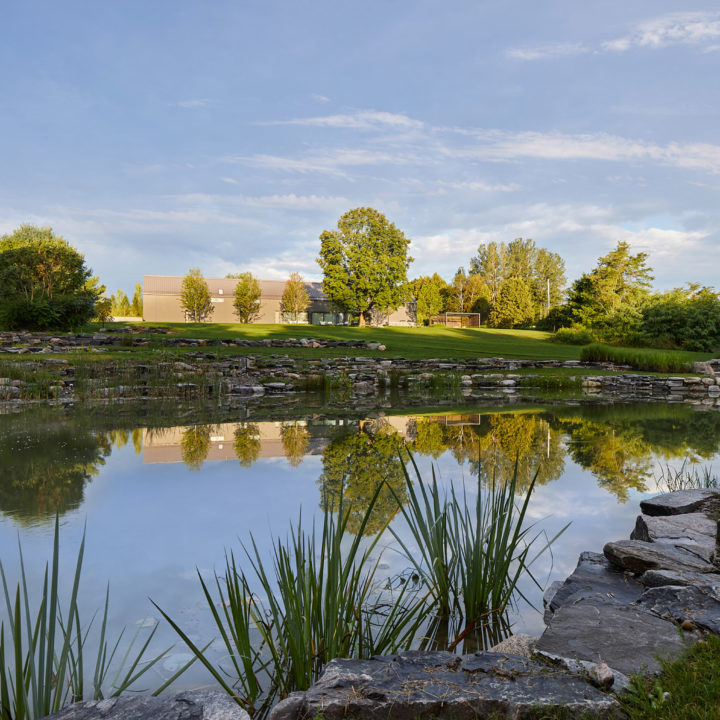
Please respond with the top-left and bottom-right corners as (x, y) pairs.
(2, 398), (720, 688)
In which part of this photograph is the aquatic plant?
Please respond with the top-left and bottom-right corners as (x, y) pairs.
(390, 453), (568, 651)
(155, 486), (430, 717)
(656, 461), (719, 493)
(0, 519), (188, 720)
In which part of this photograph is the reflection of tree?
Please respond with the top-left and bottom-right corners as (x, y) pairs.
(281, 423), (310, 466)
(318, 422), (407, 536)
(181, 425), (211, 471)
(412, 414), (564, 493)
(234, 423), (261, 468)
(473, 415), (565, 492)
(0, 424), (110, 525)
(132, 428), (143, 454)
(557, 419), (653, 502)
(413, 418), (446, 459)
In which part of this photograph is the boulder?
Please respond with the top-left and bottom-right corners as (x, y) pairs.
(640, 489), (718, 517)
(603, 539), (717, 575)
(285, 651), (621, 720)
(543, 551), (644, 623)
(536, 603), (696, 676)
(637, 584), (720, 634)
(44, 690), (250, 720)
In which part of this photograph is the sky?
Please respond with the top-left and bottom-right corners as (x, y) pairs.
(1, 1), (719, 294)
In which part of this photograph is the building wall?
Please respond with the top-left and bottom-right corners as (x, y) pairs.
(143, 275), (414, 325)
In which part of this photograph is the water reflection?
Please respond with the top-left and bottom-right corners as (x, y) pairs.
(4, 404), (720, 524)
(318, 419), (407, 535)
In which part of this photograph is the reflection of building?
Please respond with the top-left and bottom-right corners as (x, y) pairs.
(143, 275), (414, 325)
(142, 418), (416, 464)
(142, 422), (320, 463)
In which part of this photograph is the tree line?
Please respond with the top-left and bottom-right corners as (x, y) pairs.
(2, 217), (720, 354)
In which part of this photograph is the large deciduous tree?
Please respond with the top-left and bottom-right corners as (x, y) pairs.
(232, 272), (262, 323)
(469, 238), (565, 324)
(281, 272), (310, 322)
(180, 268), (214, 322)
(317, 207), (412, 326)
(0, 225), (100, 330)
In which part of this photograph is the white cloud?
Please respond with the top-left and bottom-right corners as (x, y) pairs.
(604, 11), (720, 52)
(505, 42), (588, 61)
(220, 177), (239, 184)
(264, 110), (424, 130)
(311, 93), (331, 103)
(508, 12), (720, 62)
(448, 130), (720, 172)
(234, 148), (420, 176)
(174, 98), (213, 108)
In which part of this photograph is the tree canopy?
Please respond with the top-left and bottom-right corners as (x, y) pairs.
(317, 207), (412, 326)
(232, 272), (262, 323)
(281, 272), (310, 322)
(180, 268), (213, 322)
(0, 225), (100, 330)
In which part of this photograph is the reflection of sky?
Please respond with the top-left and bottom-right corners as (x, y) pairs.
(0, 414), (717, 690)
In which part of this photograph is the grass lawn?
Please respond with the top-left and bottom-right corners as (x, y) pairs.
(93, 322), (585, 361)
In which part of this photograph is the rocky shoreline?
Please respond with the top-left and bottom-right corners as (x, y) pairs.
(2, 349), (720, 407)
(46, 487), (720, 719)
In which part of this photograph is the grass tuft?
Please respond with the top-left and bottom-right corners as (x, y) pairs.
(580, 343), (694, 373)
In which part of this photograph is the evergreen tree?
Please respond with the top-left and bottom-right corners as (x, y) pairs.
(412, 273), (447, 324)
(489, 277), (534, 328)
(131, 283), (143, 317)
(180, 268), (213, 322)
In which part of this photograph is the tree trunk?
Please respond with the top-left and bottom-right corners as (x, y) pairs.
(358, 312), (366, 327)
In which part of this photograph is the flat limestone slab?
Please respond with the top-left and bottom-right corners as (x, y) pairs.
(640, 489), (718, 517)
(272, 651), (622, 720)
(536, 603), (696, 676)
(631, 512), (717, 551)
(638, 584), (720, 634)
(639, 567), (720, 588)
(604, 539), (717, 574)
(544, 551), (644, 623)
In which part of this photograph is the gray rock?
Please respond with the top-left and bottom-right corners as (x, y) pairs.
(639, 568), (720, 588)
(266, 692), (306, 720)
(45, 690), (250, 720)
(300, 651), (622, 720)
(638, 584), (720, 634)
(544, 551), (644, 623)
(640, 489), (719, 517)
(487, 633), (537, 657)
(631, 512), (717, 549)
(536, 603), (696, 675)
(588, 663), (615, 690)
(604, 539), (717, 575)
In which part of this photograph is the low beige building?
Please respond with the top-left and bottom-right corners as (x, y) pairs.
(143, 275), (414, 325)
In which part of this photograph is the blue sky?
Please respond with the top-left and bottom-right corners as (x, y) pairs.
(2, 1), (719, 294)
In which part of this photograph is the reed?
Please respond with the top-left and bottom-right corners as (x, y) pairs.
(390, 453), (567, 652)
(656, 462), (718, 493)
(0, 519), (187, 720)
(155, 488), (430, 717)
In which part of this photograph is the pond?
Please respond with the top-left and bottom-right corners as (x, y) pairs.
(2, 397), (720, 692)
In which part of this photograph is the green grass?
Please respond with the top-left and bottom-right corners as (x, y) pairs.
(86, 322), (583, 361)
(580, 343), (697, 373)
(618, 635), (720, 719)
